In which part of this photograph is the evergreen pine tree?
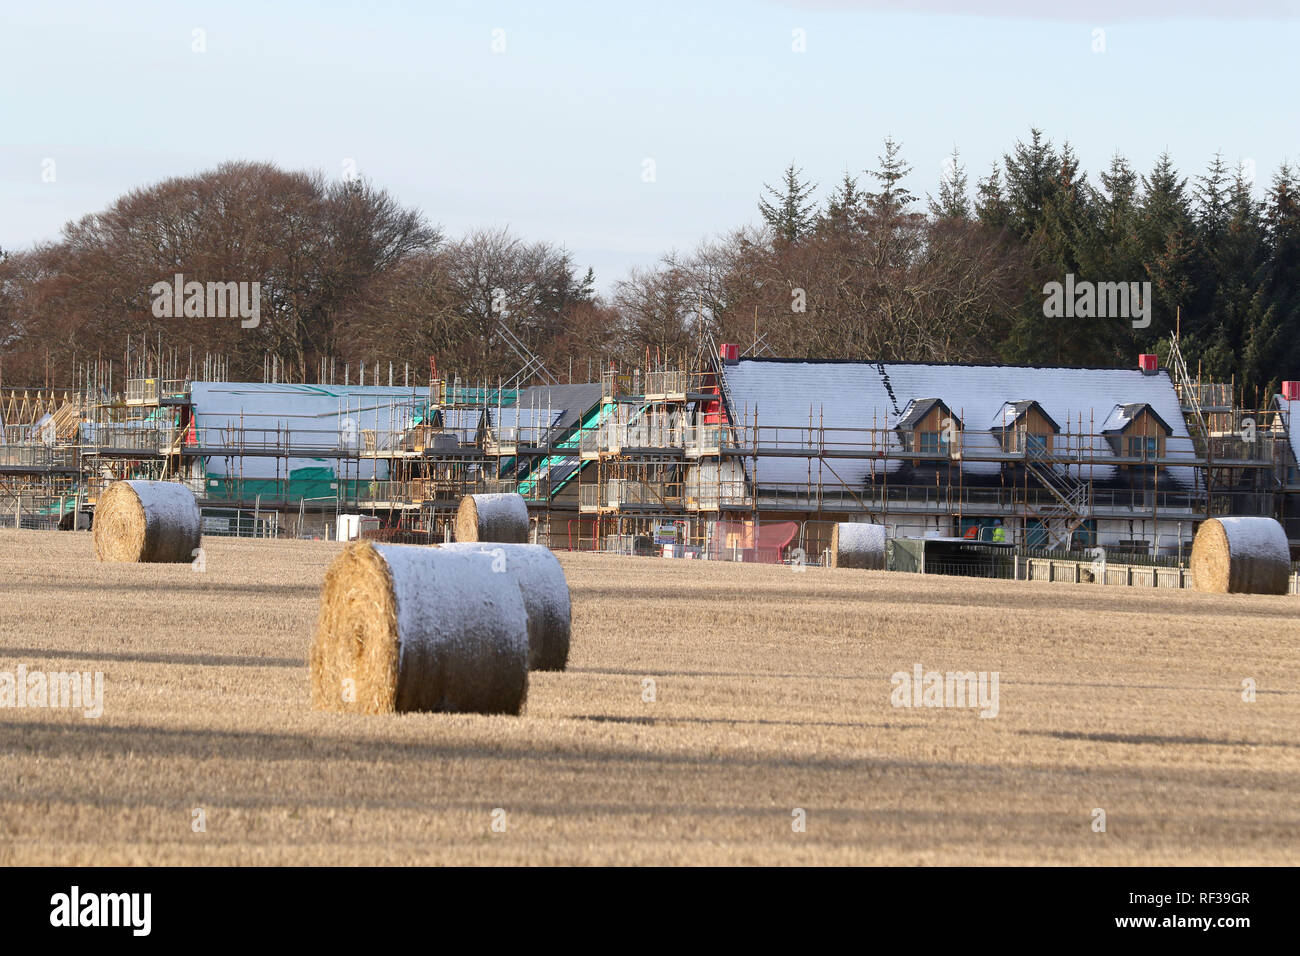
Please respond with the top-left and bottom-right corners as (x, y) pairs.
(758, 162), (817, 244)
(1136, 152), (1196, 339)
(865, 136), (918, 222)
(1193, 153), (1232, 241)
(1188, 166), (1265, 384)
(1259, 163), (1300, 389)
(974, 162), (1010, 229)
(1002, 128), (1059, 240)
(820, 169), (864, 235)
(928, 146), (971, 220)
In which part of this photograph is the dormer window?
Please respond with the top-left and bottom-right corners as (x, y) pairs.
(895, 398), (961, 458)
(1102, 403), (1172, 466)
(990, 401), (1060, 456)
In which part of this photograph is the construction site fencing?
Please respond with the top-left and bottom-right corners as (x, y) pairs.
(199, 507), (280, 538)
(211, 474), (504, 510)
(3, 496), (68, 530)
(705, 519), (800, 564)
(600, 533), (656, 556)
(1018, 545), (1184, 567)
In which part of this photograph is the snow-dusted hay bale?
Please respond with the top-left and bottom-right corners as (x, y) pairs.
(1190, 517), (1290, 595)
(454, 493), (529, 543)
(93, 480), (201, 563)
(311, 542), (529, 714)
(830, 522), (886, 570)
(440, 542), (571, 670)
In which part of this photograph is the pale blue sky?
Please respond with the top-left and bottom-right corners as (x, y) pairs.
(2, 1), (1297, 291)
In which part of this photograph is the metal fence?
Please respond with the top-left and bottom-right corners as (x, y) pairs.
(600, 533), (657, 556)
(198, 507), (279, 538)
(5, 510), (63, 531)
(2, 495), (78, 530)
(1018, 545), (1185, 568)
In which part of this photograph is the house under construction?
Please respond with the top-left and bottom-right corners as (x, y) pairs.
(3, 338), (1299, 562)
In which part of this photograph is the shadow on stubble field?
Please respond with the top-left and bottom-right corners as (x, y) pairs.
(0, 529), (1296, 865)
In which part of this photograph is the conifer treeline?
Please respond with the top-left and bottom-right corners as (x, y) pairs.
(1, 130), (1296, 397)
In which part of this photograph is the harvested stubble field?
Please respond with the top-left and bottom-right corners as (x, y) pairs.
(0, 528), (1297, 866)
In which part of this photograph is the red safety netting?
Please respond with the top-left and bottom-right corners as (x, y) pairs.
(706, 520), (799, 564)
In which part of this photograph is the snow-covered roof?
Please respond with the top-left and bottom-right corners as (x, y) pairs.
(1100, 404), (1135, 432)
(721, 360), (1196, 488)
(190, 381), (426, 479)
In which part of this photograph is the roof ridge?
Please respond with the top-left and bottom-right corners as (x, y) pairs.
(735, 358), (1168, 374)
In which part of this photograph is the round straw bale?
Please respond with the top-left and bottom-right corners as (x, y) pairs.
(830, 522), (886, 570)
(440, 542), (571, 670)
(1190, 516), (1290, 595)
(455, 493), (529, 543)
(311, 541), (529, 714)
(93, 480), (201, 563)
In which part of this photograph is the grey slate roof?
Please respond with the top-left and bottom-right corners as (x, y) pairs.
(720, 359), (1196, 488)
(511, 383), (603, 439)
(189, 381), (426, 480)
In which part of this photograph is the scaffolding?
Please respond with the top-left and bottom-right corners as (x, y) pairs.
(0, 386), (85, 525)
(4, 332), (1296, 556)
(576, 359), (704, 552)
(565, 346), (1288, 558)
